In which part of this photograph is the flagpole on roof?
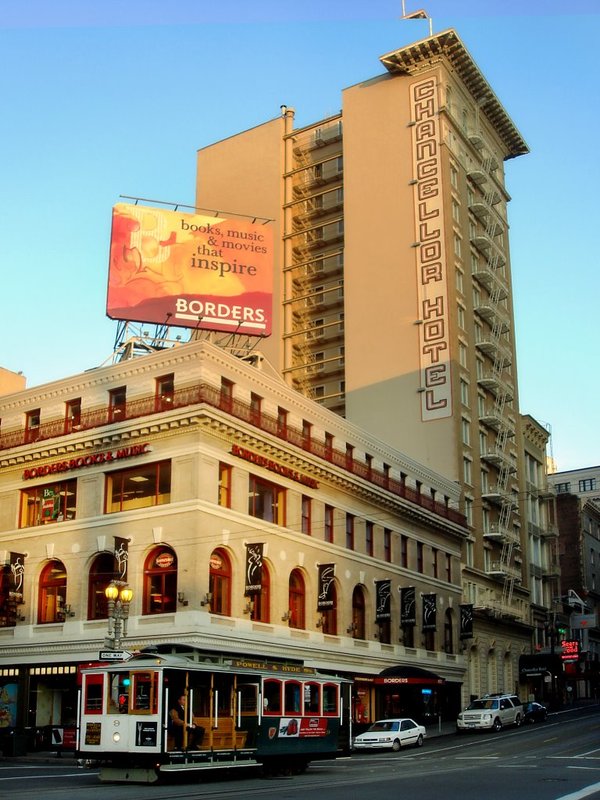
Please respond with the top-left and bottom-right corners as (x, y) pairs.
(401, 3), (433, 37)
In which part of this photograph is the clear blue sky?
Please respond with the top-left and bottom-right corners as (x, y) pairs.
(1, 0), (598, 472)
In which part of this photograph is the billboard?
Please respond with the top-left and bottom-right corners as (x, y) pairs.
(107, 203), (273, 336)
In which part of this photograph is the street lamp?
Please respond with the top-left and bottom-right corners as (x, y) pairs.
(105, 581), (133, 650)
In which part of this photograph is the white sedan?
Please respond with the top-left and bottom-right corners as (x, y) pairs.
(352, 718), (426, 751)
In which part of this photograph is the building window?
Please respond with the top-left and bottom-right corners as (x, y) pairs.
(218, 463), (231, 508)
(462, 417), (471, 446)
(88, 552), (115, 620)
(289, 569), (305, 629)
(250, 392), (262, 426)
(432, 548), (439, 579)
(346, 513), (355, 550)
(457, 304), (465, 330)
(220, 377), (233, 413)
(248, 475), (285, 525)
(465, 496), (474, 526)
(351, 585), (366, 639)
(155, 374), (174, 411)
(209, 548), (231, 616)
(25, 409), (41, 443)
(251, 561), (270, 623)
(465, 537), (474, 566)
(460, 379), (470, 406)
(143, 546), (177, 615)
(64, 398), (82, 433)
(378, 618), (391, 645)
(277, 406), (288, 438)
(463, 456), (473, 485)
(366, 521), (374, 557)
(454, 234), (462, 259)
(446, 553), (452, 583)
(554, 482), (570, 494)
(417, 542), (424, 573)
(402, 624), (415, 648)
(324, 432), (334, 459)
(384, 528), (392, 563)
(301, 495), (312, 535)
(108, 387), (126, 422)
(106, 461), (171, 513)
(20, 479), (77, 528)
(302, 420), (312, 450)
(324, 504), (334, 543)
(579, 478), (596, 492)
(345, 443), (354, 470)
(444, 609), (454, 654)
(424, 628), (436, 652)
(383, 463), (391, 488)
(321, 582), (337, 635)
(400, 534), (408, 568)
(38, 560), (67, 624)
(452, 199), (460, 223)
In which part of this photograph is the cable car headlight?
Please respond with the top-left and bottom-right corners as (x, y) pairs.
(112, 732), (121, 743)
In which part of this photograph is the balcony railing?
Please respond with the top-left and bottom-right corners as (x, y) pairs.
(0, 383), (467, 528)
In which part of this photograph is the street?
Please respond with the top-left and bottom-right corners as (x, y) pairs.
(1, 708), (599, 800)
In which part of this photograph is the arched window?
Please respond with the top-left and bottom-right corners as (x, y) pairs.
(88, 552), (116, 620)
(252, 561), (270, 623)
(143, 546), (177, 615)
(38, 560), (67, 623)
(321, 581), (337, 635)
(289, 569), (305, 629)
(209, 548), (231, 616)
(351, 585), (366, 639)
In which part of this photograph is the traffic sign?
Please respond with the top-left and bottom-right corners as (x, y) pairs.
(98, 650), (132, 661)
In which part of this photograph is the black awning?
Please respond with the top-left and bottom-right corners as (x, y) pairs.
(519, 653), (563, 677)
(375, 665), (445, 685)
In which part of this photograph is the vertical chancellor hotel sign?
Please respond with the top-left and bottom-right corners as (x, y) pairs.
(410, 77), (452, 421)
(107, 204), (273, 337)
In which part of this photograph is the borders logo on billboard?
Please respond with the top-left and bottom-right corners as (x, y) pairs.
(107, 204), (273, 336)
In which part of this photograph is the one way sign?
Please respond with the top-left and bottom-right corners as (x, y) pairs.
(98, 650), (132, 661)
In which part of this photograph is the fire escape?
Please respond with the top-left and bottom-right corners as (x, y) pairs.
(469, 137), (522, 617)
(283, 120), (345, 409)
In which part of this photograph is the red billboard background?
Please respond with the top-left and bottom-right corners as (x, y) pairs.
(107, 203), (273, 336)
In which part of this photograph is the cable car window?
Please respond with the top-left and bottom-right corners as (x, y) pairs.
(263, 679), (281, 715)
(323, 683), (338, 716)
(131, 671), (158, 714)
(284, 681), (301, 715)
(304, 682), (320, 714)
(108, 672), (131, 714)
(84, 674), (104, 714)
(239, 684), (259, 715)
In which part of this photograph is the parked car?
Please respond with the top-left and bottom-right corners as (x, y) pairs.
(523, 701), (548, 723)
(353, 718), (426, 751)
(456, 693), (523, 732)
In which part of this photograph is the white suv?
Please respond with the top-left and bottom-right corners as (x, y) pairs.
(456, 694), (523, 732)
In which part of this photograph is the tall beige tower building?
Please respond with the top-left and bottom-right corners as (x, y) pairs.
(196, 29), (537, 692)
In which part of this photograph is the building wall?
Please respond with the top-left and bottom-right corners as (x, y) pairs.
(0, 340), (476, 726)
(189, 28), (544, 704)
(196, 116), (286, 370)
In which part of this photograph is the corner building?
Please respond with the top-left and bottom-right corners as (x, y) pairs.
(0, 339), (469, 742)
(196, 29), (535, 699)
